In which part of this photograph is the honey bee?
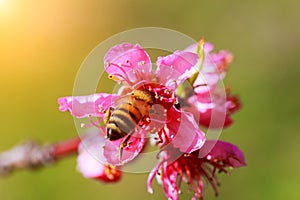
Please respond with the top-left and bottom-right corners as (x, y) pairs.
(104, 88), (155, 160)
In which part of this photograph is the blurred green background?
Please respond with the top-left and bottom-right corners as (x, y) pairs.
(0, 0), (299, 199)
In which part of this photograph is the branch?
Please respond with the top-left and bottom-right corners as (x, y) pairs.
(0, 137), (81, 176)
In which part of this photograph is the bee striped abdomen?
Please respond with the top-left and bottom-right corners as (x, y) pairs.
(106, 89), (155, 141)
(117, 103), (142, 124)
(106, 103), (143, 141)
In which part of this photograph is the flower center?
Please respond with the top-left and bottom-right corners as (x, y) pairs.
(137, 83), (178, 110)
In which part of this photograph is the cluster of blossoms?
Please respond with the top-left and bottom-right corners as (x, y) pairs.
(58, 40), (245, 199)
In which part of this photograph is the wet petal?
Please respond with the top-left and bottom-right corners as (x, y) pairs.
(104, 43), (152, 85)
(58, 93), (119, 118)
(156, 51), (198, 89)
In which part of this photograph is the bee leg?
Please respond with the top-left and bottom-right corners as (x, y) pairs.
(119, 131), (135, 163)
(104, 107), (114, 124)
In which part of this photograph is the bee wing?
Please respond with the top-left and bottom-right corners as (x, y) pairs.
(109, 93), (132, 108)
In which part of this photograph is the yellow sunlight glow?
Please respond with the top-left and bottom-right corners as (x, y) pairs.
(0, 0), (5, 8)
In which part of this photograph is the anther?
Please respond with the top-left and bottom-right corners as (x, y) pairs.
(138, 60), (145, 66)
(206, 155), (212, 160)
(145, 117), (151, 122)
(98, 105), (103, 112)
(108, 74), (114, 79)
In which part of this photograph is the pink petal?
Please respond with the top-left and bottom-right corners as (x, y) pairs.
(77, 129), (122, 182)
(166, 108), (206, 153)
(187, 93), (241, 129)
(192, 55), (222, 95)
(103, 129), (147, 166)
(77, 141), (106, 179)
(156, 51), (199, 89)
(210, 50), (234, 73)
(147, 159), (164, 194)
(192, 69), (220, 95)
(184, 42), (232, 95)
(199, 140), (246, 168)
(198, 109), (233, 129)
(58, 93), (119, 118)
(104, 43), (152, 85)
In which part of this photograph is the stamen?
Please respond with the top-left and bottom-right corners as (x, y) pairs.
(206, 155), (212, 160)
(107, 63), (134, 84)
(200, 166), (219, 196)
(184, 164), (198, 193)
(88, 116), (102, 128)
(138, 60), (145, 66)
(98, 105), (104, 113)
(161, 128), (169, 143)
(150, 118), (166, 124)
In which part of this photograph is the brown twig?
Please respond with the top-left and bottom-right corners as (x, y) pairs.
(0, 137), (81, 176)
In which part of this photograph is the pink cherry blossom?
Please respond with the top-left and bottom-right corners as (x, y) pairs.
(58, 43), (205, 166)
(184, 42), (234, 95)
(58, 41), (245, 200)
(179, 42), (241, 129)
(148, 140), (246, 200)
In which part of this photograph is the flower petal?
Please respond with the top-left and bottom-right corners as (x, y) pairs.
(210, 50), (234, 73)
(166, 108), (206, 153)
(77, 130), (121, 182)
(185, 42), (233, 95)
(58, 93), (119, 118)
(199, 140), (246, 167)
(103, 129), (147, 166)
(147, 158), (164, 194)
(104, 43), (152, 85)
(156, 51), (199, 89)
(187, 93), (241, 129)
